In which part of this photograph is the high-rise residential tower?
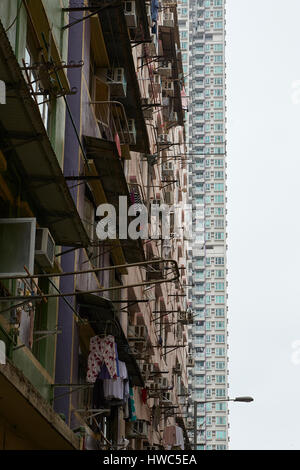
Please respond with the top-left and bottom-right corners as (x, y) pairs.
(178, 0), (229, 450)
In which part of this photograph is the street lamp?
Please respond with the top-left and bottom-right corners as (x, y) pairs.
(193, 396), (254, 450)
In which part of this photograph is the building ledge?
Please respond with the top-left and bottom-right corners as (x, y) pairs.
(0, 360), (80, 450)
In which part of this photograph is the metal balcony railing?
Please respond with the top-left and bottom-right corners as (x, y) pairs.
(90, 100), (133, 145)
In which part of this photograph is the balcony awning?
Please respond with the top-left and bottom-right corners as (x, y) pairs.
(0, 20), (89, 247)
(77, 293), (144, 388)
(84, 135), (145, 263)
(97, 4), (150, 154)
(0, 361), (79, 450)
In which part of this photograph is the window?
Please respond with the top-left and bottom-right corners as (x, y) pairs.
(216, 431), (226, 440)
(214, 43), (223, 52)
(216, 375), (226, 383)
(216, 348), (225, 357)
(214, 89), (223, 97)
(216, 308), (225, 317)
(214, 21), (223, 29)
(214, 11), (223, 18)
(214, 183), (224, 192)
(214, 112), (223, 120)
(216, 335), (225, 343)
(206, 402), (212, 411)
(216, 361), (225, 370)
(215, 195), (224, 203)
(216, 402), (227, 411)
(216, 270), (224, 278)
(216, 388), (226, 397)
(216, 295), (225, 304)
(214, 55), (223, 63)
(216, 416), (226, 425)
(215, 77), (223, 85)
(214, 66), (223, 74)
(216, 282), (224, 290)
(214, 100), (223, 109)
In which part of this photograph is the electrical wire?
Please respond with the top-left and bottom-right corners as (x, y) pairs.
(5, 0), (23, 33)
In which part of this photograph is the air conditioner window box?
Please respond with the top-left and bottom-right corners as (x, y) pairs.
(126, 118), (137, 145)
(0, 218), (36, 277)
(35, 227), (55, 269)
(124, 1), (137, 28)
(158, 60), (172, 78)
(162, 80), (174, 97)
(101, 68), (127, 98)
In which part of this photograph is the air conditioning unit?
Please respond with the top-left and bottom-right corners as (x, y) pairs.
(124, 1), (137, 28)
(35, 228), (55, 269)
(162, 80), (174, 97)
(168, 111), (178, 123)
(158, 133), (170, 144)
(150, 74), (161, 95)
(142, 363), (156, 374)
(103, 68), (127, 98)
(162, 162), (174, 173)
(163, 12), (174, 28)
(173, 364), (182, 374)
(178, 311), (188, 324)
(141, 98), (153, 119)
(126, 421), (139, 438)
(128, 325), (148, 341)
(0, 218), (36, 277)
(187, 311), (194, 324)
(139, 421), (149, 438)
(161, 391), (172, 402)
(164, 191), (174, 205)
(127, 118), (137, 145)
(158, 60), (172, 78)
(151, 199), (161, 206)
(187, 356), (195, 368)
(156, 377), (168, 388)
(187, 417), (194, 427)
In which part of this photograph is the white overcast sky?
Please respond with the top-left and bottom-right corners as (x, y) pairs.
(226, 0), (300, 450)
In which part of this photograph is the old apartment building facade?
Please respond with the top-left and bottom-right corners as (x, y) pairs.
(0, 0), (192, 450)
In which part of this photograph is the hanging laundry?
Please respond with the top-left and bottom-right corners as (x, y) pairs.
(16, 303), (35, 350)
(86, 335), (118, 383)
(103, 361), (128, 401)
(128, 386), (137, 422)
